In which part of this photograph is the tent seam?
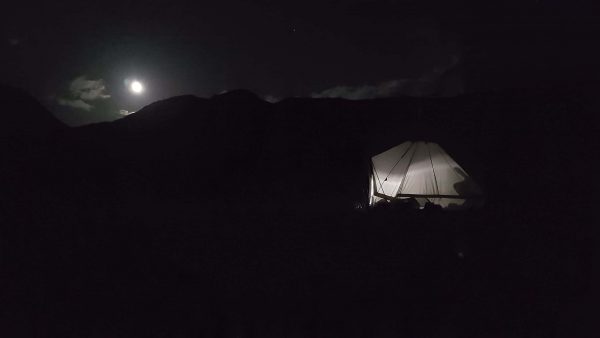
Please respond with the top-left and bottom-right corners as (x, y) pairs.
(397, 142), (418, 196)
(427, 142), (440, 196)
(383, 141), (413, 182)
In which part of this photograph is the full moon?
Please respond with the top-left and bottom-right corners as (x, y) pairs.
(130, 81), (144, 94)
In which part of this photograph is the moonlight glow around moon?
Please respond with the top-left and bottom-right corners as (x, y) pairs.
(130, 81), (144, 94)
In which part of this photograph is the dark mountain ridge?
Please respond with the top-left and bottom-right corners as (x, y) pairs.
(1, 85), (592, 208)
(0, 85), (593, 337)
(0, 85), (66, 137)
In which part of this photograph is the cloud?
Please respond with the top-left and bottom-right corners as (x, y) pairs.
(264, 95), (281, 103)
(119, 109), (133, 116)
(312, 53), (464, 99)
(69, 76), (110, 100)
(57, 76), (110, 111)
(57, 98), (93, 111)
(311, 80), (415, 100)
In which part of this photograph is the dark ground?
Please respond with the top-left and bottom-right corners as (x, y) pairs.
(0, 85), (596, 337)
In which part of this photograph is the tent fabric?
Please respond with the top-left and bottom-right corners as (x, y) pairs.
(369, 141), (483, 209)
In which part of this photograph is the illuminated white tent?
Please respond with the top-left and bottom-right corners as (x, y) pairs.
(369, 141), (483, 209)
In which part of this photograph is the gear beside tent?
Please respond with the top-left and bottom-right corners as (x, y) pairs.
(369, 141), (484, 209)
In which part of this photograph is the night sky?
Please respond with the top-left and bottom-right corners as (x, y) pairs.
(2, 0), (597, 125)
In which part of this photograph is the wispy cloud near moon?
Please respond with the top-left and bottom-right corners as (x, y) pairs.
(57, 76), (110, 111)
(57, 98), (93, 111)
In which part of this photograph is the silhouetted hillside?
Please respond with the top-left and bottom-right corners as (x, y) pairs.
(6, 85), (589, 216)
(0, 85), (66, 138)
(0, 86), (593, 337)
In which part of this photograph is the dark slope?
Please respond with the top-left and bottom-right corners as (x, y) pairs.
(34, 85), (591, 210)
(0, 85), (66, 138)
(0, 85), (68, 203)
(61, 91), (274, 202)
(0, 85), (66, 160)
(0, 87), (594, 337)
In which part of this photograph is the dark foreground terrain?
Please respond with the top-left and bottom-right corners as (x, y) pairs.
(0, 85), (595, 337)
